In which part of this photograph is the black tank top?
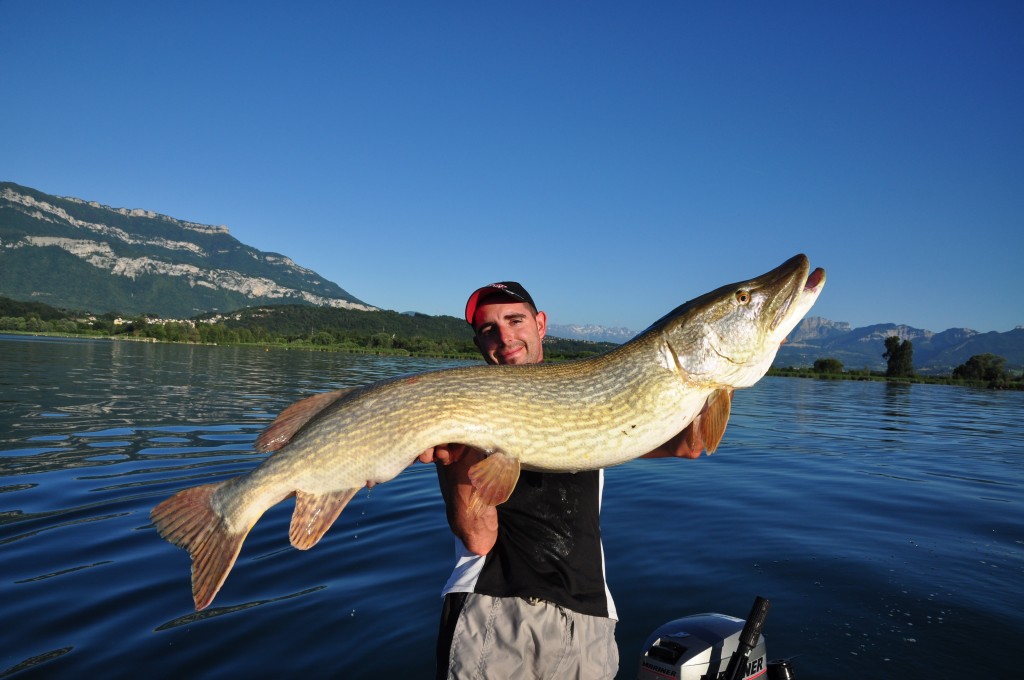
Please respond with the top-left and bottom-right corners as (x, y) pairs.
(473, 469), (611, 617)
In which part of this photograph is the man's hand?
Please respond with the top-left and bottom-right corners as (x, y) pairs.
(417, 443), (468, 466)
(423, 445), (498, 555)
(641, 422), (704, 459)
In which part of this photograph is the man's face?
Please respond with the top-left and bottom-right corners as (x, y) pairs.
(472, 298), (546, 365)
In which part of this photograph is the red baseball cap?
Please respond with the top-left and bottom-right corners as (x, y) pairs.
(464, 281), (537, 326)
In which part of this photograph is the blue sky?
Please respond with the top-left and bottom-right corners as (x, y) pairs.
(3, 1), (1022, 333)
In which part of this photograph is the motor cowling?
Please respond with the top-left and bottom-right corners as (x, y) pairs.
(637, 610), (799, 680)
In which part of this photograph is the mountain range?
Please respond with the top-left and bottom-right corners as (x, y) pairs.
(552, 317), (1023, 374)
(0, 182), (374, 318)
(2, 181), (1021, 372)
(775, 316), (1024, 374)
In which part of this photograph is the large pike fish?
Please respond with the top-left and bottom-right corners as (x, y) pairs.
(152, 254), (825, 610)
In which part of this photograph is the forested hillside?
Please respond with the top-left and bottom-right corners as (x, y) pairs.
(0, 297), (618, 360)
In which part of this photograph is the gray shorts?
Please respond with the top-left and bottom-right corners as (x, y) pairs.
(437, 592), (619, 680)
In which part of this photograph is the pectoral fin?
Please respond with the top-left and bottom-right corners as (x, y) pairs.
(467, 452), (521, 514)
(290, 489), (360, 550)
(255, 388), (354, 453)
(699, 388), (733, 454)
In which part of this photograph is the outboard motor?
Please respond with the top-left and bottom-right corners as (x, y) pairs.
(637, 596), (794, 680)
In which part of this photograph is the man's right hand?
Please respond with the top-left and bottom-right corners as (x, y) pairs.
(418, 443), (468, 466)
(425, 445), (498, 556)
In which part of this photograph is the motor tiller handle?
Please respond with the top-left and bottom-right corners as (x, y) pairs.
(723, 596), (771, 680)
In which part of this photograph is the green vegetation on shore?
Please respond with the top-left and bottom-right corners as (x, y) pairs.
(0, 296), (616, 362)
(770, 351), (1022, 390)
(2, 296), (1020, 388)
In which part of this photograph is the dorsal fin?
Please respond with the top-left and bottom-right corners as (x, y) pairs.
(254, 388), (354, 453)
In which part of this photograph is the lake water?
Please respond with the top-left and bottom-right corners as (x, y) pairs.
(1, 334), (1021, 679)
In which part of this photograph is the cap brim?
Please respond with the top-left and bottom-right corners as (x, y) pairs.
(465, 283), (534, 325)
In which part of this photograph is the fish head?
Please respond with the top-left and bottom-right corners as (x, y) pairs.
(659, 254), (826, 389)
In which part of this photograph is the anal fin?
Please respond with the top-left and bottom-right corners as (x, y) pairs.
(289, 489), (359, 550)
(467, 452), (521, 514)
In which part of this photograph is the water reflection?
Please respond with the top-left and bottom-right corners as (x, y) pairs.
(154, 585), (329, 630)
(882, 380), (913, 426)
(1, 335), (1022, 679)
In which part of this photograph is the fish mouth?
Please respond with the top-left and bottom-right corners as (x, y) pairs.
(639, 253), (825, 345)
(763, 255), (826, 334)
(804, 266), (825, 292)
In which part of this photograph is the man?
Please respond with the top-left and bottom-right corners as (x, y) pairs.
(420, 281), (702, 680)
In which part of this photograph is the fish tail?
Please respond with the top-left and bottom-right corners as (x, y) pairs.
(150, 482), (250, 611)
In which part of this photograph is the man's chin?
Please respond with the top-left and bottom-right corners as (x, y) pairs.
(498, 349), (527, 365)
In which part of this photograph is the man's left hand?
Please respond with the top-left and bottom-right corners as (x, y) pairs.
(642, 423), (703, 459)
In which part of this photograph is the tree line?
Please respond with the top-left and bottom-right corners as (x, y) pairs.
(1, 298), (1020, 385)
(0, 297), (617, 361)
(788, 336), (1021, 390)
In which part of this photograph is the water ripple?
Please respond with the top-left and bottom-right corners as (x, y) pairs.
(1, 337), (1022, 679)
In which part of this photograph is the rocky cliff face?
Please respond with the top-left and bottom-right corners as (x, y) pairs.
(787, 316), (851, 342)
(776, 318), (1021, 372)
(0, 182), (376, 317)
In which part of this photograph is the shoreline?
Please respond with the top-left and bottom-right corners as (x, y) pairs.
(3, 330), (1019, 389)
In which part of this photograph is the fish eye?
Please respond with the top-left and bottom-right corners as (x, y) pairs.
(735, 290), (751, 304)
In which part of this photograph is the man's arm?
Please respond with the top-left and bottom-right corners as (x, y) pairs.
(420, 444), (499, 556)
(417, 420), (697, 555)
